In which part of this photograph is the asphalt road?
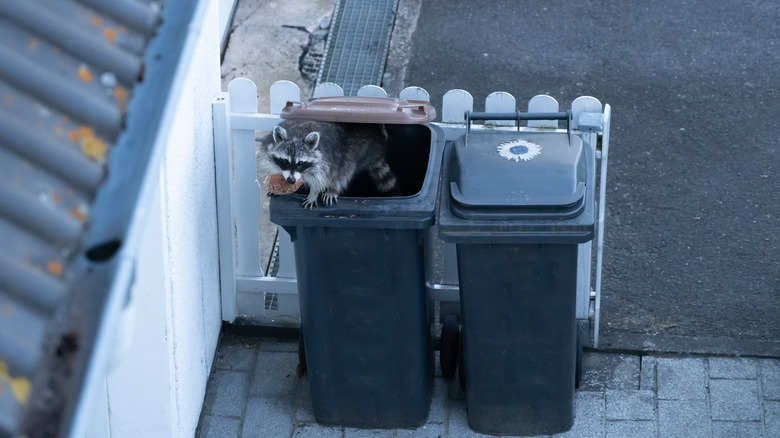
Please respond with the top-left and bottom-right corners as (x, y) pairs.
(402, 0), (779, 354)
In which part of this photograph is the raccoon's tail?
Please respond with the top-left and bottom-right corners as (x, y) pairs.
(368, 160), (402, 196)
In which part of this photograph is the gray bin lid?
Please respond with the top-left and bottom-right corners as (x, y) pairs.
(449, 131), (586, 220)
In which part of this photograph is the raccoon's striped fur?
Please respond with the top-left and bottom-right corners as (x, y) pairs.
(257, 119), (400, 208)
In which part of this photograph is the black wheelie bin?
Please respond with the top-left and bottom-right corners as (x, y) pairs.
(437, 114), (595, 436)
(268, 97), (443, 429)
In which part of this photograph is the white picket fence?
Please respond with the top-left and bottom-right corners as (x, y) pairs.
(212, 79), (611, 346)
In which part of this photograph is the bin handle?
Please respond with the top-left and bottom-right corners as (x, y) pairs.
(465, 110), (572, 134)
(463, 111), (574, 148)
(396, 102), (433, 116)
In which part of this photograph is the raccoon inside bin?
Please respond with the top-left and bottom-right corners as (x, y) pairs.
(258, 119), (404, 208)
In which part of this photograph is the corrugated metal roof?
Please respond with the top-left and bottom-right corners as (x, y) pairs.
(0, 0), (165, 436)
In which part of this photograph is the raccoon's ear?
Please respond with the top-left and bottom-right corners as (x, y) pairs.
(273, 125), (288, 143)
(304, 132), (320, 150)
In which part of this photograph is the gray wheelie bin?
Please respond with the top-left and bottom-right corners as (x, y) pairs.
(437, 116), (595, 436)
(269, 98), (444, 429)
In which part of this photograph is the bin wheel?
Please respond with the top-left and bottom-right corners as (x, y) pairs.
(440, 314), (459, 379)
(297, 330), (307, 377)
(457, 332), (466, 388)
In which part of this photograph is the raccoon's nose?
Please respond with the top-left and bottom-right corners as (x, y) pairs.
(286, 175), (297, 184)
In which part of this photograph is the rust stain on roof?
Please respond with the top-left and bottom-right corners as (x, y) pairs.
(47, 261), (63, 276)
(69, 206), (88, 224)
(104, 28), (117, 45)
(69, 126), (108, 161)
(81, 137), (106, 161)
(77, 65), (93, 83)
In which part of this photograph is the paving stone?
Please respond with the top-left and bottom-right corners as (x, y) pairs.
(759, 358), (780, 400)
(215, 337), (258, 371)
(447, 401), (504, 438)
(709, 379), (761, 421)
(433, 351), (442, 378)
(292, 423), (344, 438)
(554, 391), (604, 438)
(250, 351), (300, 399)
(579, 352), (640, 391)
(295, 377), (316, 423)
(605, 389), (654, 421)
(765, 401), (780, 438)
(708, 357), (757, 379)
(202, 333), (780, 438)
(639, 356), (656, 391)
(259, 338), (299, 353)
(209, 370), (250, 417)
(426, 378), (448, 424)
(343, 427), (395, 437)
(658, 400), (710, 438)
(395, 422), (447, 438)
(656, 357), (707, 400)
(203, 415), (241, 438)
(241, 397), (295, 438)
(605, 420), (655, 438)
(711, 421), (763, 438)
(447, 375), (467, 401)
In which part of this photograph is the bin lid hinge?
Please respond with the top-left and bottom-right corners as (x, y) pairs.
(577, 112), (604, 133)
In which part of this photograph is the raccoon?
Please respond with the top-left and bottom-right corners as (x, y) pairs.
(257, 119), (401, 208)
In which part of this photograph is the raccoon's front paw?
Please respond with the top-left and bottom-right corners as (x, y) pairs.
(302, 193), (319, 209)
(322, 192), (339, 207)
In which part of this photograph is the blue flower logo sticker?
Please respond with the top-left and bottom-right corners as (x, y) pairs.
(497, 139), (542, 162)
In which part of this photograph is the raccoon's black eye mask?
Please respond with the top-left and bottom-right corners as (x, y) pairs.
(273, 156), (312, 172)
(273, 157), (290, 169)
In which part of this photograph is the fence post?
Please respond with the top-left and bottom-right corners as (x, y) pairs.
(357, 85), (388, 97)
(527, 95), (560, 128)
(228, 78), (263, 278)
(485, 91), (516, 126)
(270, 80), (301, 114)
(442, 89), (473, 123)
(570, 96), (603, 345)
(267, 80), (300, 282)
(212, 91), (237, 321)
(313, 82), (344, 98)
(399, 86), (430, 102)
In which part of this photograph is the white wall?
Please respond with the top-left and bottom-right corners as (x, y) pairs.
(87, 0), (223, 436)
(219, 0), (237, 52)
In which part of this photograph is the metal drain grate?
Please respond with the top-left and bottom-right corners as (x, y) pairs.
(317, 0), (398, 96)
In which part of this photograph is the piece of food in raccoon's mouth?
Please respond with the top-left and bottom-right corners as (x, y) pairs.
(265, 173), (303, 195)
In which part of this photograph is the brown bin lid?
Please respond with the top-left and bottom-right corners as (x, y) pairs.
(279, 96), (437, 124)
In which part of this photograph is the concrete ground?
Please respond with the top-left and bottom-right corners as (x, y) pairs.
(199, 0), (780, 436)
(402, 0), (780, 356)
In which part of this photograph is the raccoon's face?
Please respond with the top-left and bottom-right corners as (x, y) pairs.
(267, 125), (321, 184)
(271, 156), (314, 184)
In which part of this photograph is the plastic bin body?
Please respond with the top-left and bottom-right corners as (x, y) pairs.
(438, 130), (595, 436)
(457, 243), (578, 435)
(270, 123), (444, 428)
(292, 226), (431, 428)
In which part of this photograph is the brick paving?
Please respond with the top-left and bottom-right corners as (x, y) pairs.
(196, 331), (780, 438)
